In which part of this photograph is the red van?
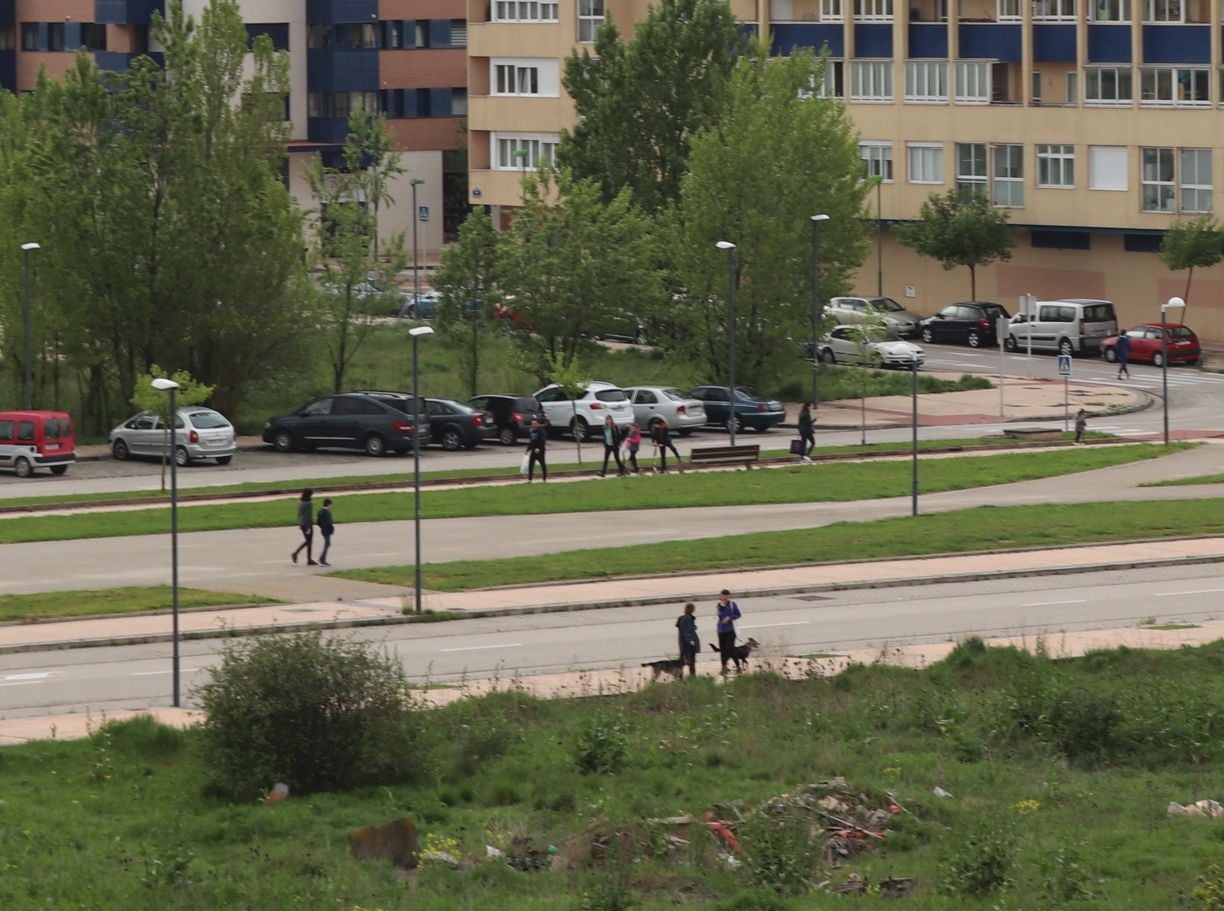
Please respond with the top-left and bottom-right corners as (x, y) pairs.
(0, 411), (76, 477)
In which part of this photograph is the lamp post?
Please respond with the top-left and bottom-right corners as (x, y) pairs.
(151, 377), (181, 707)
(409, 325), (434, 614)
(873, 176), (884, 297)
(715, 241), (737, 445)
(410, 178), (425, 317)
(20, 242), (40, 410)
(809, 215), (830, 408)
(911, 351), (919, 517)
(1161, 296), (1185, 446)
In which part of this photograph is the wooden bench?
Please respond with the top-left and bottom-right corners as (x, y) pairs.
(1002, 427), (1063, 442)
(688, 444), (761, 468)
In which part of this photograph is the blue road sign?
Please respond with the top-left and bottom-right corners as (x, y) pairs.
(1057, 354), (1072, 376)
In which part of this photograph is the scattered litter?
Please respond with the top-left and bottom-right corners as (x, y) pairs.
(262, 782), (290, 804)
(485, 845), (504, 859)
(933, 786), (954, 799)
(705, 818), (740, 852)
(720, 853), (742, 869)
(1168, 799), (1224, 818)
(833, 873), (917, 897)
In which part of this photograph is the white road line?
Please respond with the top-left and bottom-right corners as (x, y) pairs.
(0, 680), (45, 687)
(130, 668), (202, 677)
(1156, 588), (1224, 597)
(1019, 599), (1087, 607)
(742, 621), (811, 629)
(441, 643), (523, 653)
(1, 672), (53, 682)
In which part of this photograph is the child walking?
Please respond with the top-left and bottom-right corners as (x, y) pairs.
(317, 498), (335, 566)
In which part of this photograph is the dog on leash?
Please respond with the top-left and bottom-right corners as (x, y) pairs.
(641, 658), (687, 681)
(710, 637), (761, 673)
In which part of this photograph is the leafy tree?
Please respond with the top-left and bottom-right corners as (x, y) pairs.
(673, 48), (872, 388)
(560, 0), (744, 212)
(130, 365), (214, 489)
(847, 311), (888, 445)
(547, 351), (586, 463)
(1159, 215), (1224, 315)
(895, 189), (1014, 301)
(434, 210), (500, 396)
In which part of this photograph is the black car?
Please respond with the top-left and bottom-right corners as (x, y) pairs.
(262, 392), (431, 457)
(467, 393), (547, 446)
(423, 397), (497, 450)
(919, 302), (1011, 348)
(687, 385), (786, 432)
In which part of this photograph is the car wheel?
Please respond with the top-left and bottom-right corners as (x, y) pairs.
(1153, 351), (1165, 368)
(967, 329), (981, 348)
(1103, 347), (1117, 363)
(820, 348), (836, 364)
(112, 439), (130, 461)
(571, 417), (590, 443)
(216, 455), (233, 466)
(921, 327), (934, 343)
(441, 426), (464, 451)
(50, 465), (68, 476)
(678, 428), (692, 437)
(498, 426), (517, 446)
(364, 433), (387, 457)
(273, 429), (295, 452)
(1058, 338), (1074, 356)
(1004, 335), (1018, 353)
(174, 446), (191, 468)
(14, 457), (32, 479)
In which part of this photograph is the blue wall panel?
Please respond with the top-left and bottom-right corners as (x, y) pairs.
(95, 0), (163, 24)
(307, 48), (378, 91)
(908, 23), (948, 58)
(958, 24), (1020, 60)
(429, 19), (451, 48)
(308, 118), (352, 144)
(0, 2), (13, 27)
(1143, 25), (1209, 63)
(1087, 24), (1130, 62)
(1032, 24), (1075, 60)
(855, 24), (892, 57)
(0, 50), (13, 91)
(306, 0), (378, 23)
(770, 23), (844, 56)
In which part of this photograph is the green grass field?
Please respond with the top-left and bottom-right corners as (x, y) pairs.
(0, 587), (276, 624)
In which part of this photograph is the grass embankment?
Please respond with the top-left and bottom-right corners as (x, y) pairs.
(0, 587), (277, 624)
(1142, 473), (1224, 488)
(0, 444), (1182, 547)
(3, 642), (1222, 909)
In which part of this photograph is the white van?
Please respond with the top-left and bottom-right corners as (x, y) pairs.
(1005, 299), (1118, 356)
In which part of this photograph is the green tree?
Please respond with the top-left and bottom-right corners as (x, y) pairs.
(560, 0), (744, 212)
(1159, 214), (1224, 315)
(673, 48), (872, 388)
(130, 365), (215, 489)
(547, 351), (587, 463)
(434, 210), (500, 396)
(895, 189), (1014, 301)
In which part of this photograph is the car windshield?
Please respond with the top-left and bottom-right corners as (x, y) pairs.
(594, 389), (627, 402)
(186, 410), (229, 429)
(661, 388), (688, 400)
(734, 387), (763, 400)
(869, 298), (905, 312)
(514, 397), (541, 411)
(980, 304), (1010, 319)
(441, 399), (476, 413)
(1169, 326), (1195, 338)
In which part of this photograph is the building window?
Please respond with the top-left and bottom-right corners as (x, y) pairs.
(1085, 66), (1133, 105)
(907, 143), (943, 183)
(1140, 67), (1209, 106)
(21, 23), (38, 50)
(822, 0), (845, 19)
(1143, 0), (1183, 21)
(451, 89), (468, 115)
(81, 23), (107, 51)
(495, 64), (540, 95)
(998, 0), (1021, 19)
(905, 61), (948, 102)
(1091, 0), (1131, 20)
(1141, 147), (1175, 211)
(1179, 148), (1212, 213)
(815, 60), (844, 97)
(0, 26), (14, 51)
(992, 144), (1024, 207)
(1066, 71), (1078, 104)
(1033, 0), (1075, 19)
(308, 92), (377, 119)
(1088, 145), (1128, 190)
(450, 21), (468, 46)
(578, 0), (605, 41)
(494, 0), (561, 21)
(956, 142), (988, 195)
(853, 0), (893, 20)
(494, 133), (560, 170)
(850, 60), (893, 101)
(859, 142), (893, 180)
(955, 62), (991, 104)
(1036, 144), (1075, 187)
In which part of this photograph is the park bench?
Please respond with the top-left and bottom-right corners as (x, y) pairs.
(688, 444), (761, 469)
(1002, 427), (1062, 442)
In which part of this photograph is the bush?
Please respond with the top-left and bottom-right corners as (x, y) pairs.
(197, 632), (425, 798)
(739, 808), (820, 895)
(939, 821), (1015, 895)
(573, 716), (629, 774)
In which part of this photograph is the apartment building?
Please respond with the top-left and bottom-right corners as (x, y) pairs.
(467, 0), (1224, 337)
(0, 0), (467, 257)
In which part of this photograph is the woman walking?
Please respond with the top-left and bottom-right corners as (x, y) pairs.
(526, 418), (548, 482)
(291, 488), (316, 565)
(598, 415), (627, 477)
(798, 402), (815, 463)
(676, 602), (700, 676)
(624, 422), (643, 474)
(650, 417), (683, 474)
(715, 589), (742, 675)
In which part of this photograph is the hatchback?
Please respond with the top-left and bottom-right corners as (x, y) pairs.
(819, 326), (925, 369)
(423, 398), (497, 450)
(467, 394), (547, 445)
(623, 386), (706, 434)
(687, 386), (786, 432)
(920, 302), (1011, 348)
(263, 392), (431, 456)
(1101, 323), (1201, 367)
(825, 296), (923, 338)
(110, 407), (237, 466)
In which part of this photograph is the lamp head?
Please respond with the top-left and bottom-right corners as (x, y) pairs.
(151, 377), (180, 391)
(811, 214), (830, 223)
(409, 326), (435, 338)
(715, 241), (736, 251)
(21, 242), (40, 252)
(1162, 296), (1185, 313)
(410, 177), (425, 186)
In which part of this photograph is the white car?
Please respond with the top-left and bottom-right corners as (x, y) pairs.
(110, 407), (237, 466)
(623, 386), (706, 435)
(533, 381), (635, 442)
(819, 325), (925, 369)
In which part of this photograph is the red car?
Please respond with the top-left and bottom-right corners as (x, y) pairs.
(1101, 323), (1200, 367)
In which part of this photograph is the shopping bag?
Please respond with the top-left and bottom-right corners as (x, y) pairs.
(618, 443), (630, 461)
(520, 452), (530, 475)
(789, 439), (805, 455)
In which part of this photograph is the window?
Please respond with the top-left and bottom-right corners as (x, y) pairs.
(21, 23), (38, 50)
(1141, 147), (1175, 211)
(850, 60), (893, 101)
(998, 0), (1021, 19)
(1144, 0), (1182, 20)
(1066, 71), (1078, 104)
(450, 21), (468, 46)
(1140, 67), (1209, 106)
(854, 0), (893, 18)
(451, 89), (468, 115)
(822, 0), (845, 18)
(1092, 0), (1131, 19)
(494, 0), (560, 20)
(1180, 148), (1212, 212)
(955, 62), (990, 103)
(494, 133), (560, 169)
(81, 23), (107, 51)
(1037, 144), (1075, 187)
(993, 143), (1024, 207)
(905, 61), (948, 102)
(1085, 66), (1133, 104)
(907, 143), (944, 183)
(496, 63), (539, 95)
(815, 60), (844, 97)
(47, 23), (64, 51)
(1033, 0), (1075, 18)
(578, 0), (605, 41)
(956, 142), (988, 195)
(859, 142), (893, 180)
(1088, 145), (1128, 189)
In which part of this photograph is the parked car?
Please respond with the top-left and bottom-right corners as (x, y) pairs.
(825, 296), (923, 338)
(687, 385), (786, 432)
(401, 290), (441, 319)
(919, 302), (1011, 348)
(263, 392), (431, 456)
(1005, 299), (1117, 355)
(533, 381), (634, 442)
(467, 393), (548, 446)
(110, 407), (237, 467)
(622, 385), (706, 435)
(0, 410), (75, 478)
(819, 325), (925, 369)
(339, 280), (412, 315)
(1101, 323), (1201, 367)
(422, 397), (497, 450)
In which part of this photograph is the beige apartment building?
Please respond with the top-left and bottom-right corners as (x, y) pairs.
(467, 0), (1224, 337)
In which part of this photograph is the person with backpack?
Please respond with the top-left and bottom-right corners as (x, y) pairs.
(526, 418), (548, 482)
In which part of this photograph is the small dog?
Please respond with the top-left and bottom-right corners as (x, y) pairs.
(641, 658), (686, 681)
(710, 637), (761, 672)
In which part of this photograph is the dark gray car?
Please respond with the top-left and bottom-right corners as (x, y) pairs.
(262, 393), (431, 457)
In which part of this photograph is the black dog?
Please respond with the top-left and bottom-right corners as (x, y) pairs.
(710, 637), (761, 673)
(641, 658), (686, 681)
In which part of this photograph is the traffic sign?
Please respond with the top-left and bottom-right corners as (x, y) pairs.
(1057, 354), (1072, 376)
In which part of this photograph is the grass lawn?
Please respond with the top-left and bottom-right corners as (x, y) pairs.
(0, 444), (1182, 545)
(2, 641), (1221, 909)
(0, 587), (277, 623)
(1141, 473), (1224, 488)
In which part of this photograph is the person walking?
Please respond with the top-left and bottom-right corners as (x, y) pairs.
(650, 417), (683, 474)
(1074, 409), (1087, 444)
(624, 421), (643, 474)
(291, 488), (316, 565)
(526, 418), (548, 482)
(797, 401), (815, 463)
(676, 602), (700, 676)
(715, 589), (742, 675)
(598, 415), (627, 477)
(1115, 330), (1131, 379)
(317, 497), (335, 566)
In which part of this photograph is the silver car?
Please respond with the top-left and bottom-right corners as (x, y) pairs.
(110, 407), (237, 466)
(825, 296), (923, 338)
(819, 325), (925, 369)
(623, 386), (707, 435)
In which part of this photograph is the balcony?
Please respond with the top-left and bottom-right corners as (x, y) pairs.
(771, 23), (845, 55)
(908, 22), (948, 57)
(1087, 24), (1131, 62)
(1143, 25), (1209, 64)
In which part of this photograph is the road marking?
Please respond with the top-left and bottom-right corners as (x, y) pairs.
(742, 621), (811, 629)
(1, 672), (53, 682)
(441, 643), (523, 653)
(1155, 588), (1224, 597)
(130, 668), (202, 677)
(1019, 599), (1087, 607)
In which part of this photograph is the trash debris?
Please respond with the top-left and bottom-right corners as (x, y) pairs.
(485, 845), (504, 859)
(348, 817), (420, 870)
(1168, 799), (1224, 818)
(933, 786), (954, 798)
(720, 852), (742, 869)
(833, 873), (917, 897)
(262, 782), (289, 804)
(504, 836), (551, 872)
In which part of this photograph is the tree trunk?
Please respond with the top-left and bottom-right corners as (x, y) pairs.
(572, 401), (582, 465)
(968, 264), (977, 301)
(1183, 266), (1194, 320)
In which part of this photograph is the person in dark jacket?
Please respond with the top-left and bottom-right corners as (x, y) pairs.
(714, 589), (742, 675)
(598, 415), (627, 477)
(1115, 331), (1131, 379)
(317, 498), (335, 566)
(798, 402), (815, 463)
(650, 417), (683, 474)
(526, 418), (548, 482)
(291, 488), (316, 565)
(676, 602), (700, 676)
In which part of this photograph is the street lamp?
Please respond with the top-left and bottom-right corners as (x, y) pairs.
(410, 178), (425, 318)
(1161, 296), (1185, 446)
(20, 242), (40, 410)
(151, 376), (181, 708)
(911, 351), (919, 517)
(809, 215), (830, 408)
(409, 325), (435, 614)
(715, 241), (737, 445)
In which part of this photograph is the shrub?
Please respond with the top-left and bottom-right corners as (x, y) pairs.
(574, 716), (629, 774)
(939, 821), (1015, 895)
(739, 808), (820, 895)
(197, 631), (425, 798)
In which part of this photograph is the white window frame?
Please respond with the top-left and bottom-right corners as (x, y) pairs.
(997, 0), (1021, 20)
(1088, 145), (1128, 190)
(1036, 144), (1075, 188)
(822, 0), (845, 20)
(577, 0), (605, 42)
(907, 142), (944, 184)
(1033, 0), (1076, 19)
(859, 141), (894, 180)
(491, 58), (559, 97)
(1180, 148), (1212, 213)
(814, 60), (845, 98)
(493, 132), (560, 170)
(992, 143), (1024, 208)
(493, 0), (560, 21)
(853, 0), (894, 20)
(1141, 147), (1175, 212)
(956, 142), (988, 195)
(850, 60), (893, 101)
(905, 60), (948, 102)
(1143, 0), (1183, 22)
(1091, 0), (1131, 20)
(955, 61), (991, 104)
(1084, 66), (1133, 105)
(1140, 66), (1210, 107)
